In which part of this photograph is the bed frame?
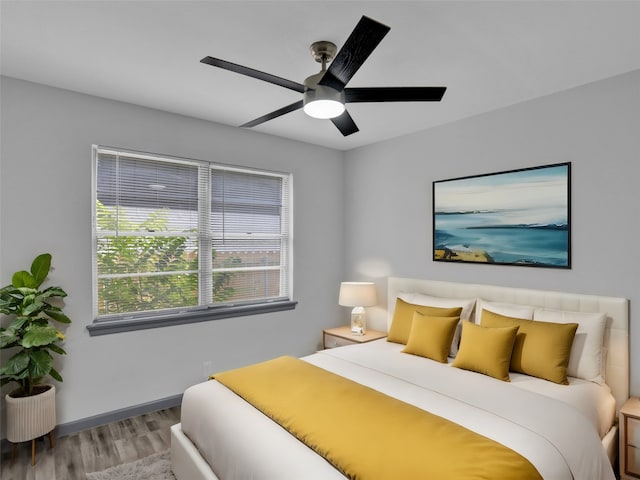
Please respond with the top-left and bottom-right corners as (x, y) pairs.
(171, 277), (630, 480)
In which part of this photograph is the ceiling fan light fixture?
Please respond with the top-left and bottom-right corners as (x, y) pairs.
(303, 99), (345, 119)
(303, 83), (345, 119)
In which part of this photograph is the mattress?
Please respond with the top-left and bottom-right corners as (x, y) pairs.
(180, 340), (617, 480)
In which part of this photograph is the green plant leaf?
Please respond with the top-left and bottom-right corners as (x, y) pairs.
(17, 287), (38, 297)
(49, 367), (63, 382)
(23, 298), (45, 316)
(44, 309), (71, 324)
(12, 270), (36, 289)
(0, 298), (17, 314)
(0, 329), (19, 349)
(8, 316), (30, 331)
(21, 325), (58, 348)
(48, 344), (67, 355)
(31, 317), (49, 327)
(0, 351), (30, 375)
(28, 350), (52, 379)
(30, 253), (51, 288)
(41, 286), (68, 299)
(0, 285), (20, 295)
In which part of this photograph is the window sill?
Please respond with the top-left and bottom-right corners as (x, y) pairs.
(86, 300), (298, 336)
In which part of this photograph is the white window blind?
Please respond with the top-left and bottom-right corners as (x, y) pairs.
(93, 146), (292, 322)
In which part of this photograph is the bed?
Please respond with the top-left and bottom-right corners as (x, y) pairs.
(171, 277), (629, 479)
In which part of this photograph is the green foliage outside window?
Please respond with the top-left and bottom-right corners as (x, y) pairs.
(96, 201), (237, 316)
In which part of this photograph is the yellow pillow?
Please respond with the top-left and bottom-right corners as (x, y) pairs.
(388, 298), (462, 344)
(452, 321), (519, 382)
(481, 310), (578, 385)
(402, 312), (461, 363)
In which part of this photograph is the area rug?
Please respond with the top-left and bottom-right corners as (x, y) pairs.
(86, 450), (176, 480)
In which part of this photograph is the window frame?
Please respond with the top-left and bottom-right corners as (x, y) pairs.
(88, 145), (296, 336)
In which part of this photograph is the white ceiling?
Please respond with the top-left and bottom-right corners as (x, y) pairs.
(2, 1), (639, 151)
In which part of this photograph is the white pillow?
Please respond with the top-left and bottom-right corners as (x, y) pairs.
(398, 293), (476, 357)
(533, 309), (607, 384)
(474, 299), (534, 324)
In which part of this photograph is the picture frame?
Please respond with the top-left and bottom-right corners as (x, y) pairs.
(433, 162), (571, 268)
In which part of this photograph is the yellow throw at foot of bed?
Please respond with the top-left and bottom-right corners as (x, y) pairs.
(214, 356), (542, 480)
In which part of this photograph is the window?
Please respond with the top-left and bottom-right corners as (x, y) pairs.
(89, 146), (295, 335)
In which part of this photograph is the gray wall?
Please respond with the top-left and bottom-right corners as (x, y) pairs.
(0, 77), (345, 426)
(344, 69), (640, 395)
(2, 68), (639, 430)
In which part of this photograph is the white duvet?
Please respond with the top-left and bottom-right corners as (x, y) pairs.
(180, 340), (616, 480)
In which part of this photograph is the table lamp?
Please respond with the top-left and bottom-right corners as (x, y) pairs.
(338, 282), (377, 335)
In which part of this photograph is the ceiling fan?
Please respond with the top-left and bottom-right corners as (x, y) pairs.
(200, 15), (446, 137)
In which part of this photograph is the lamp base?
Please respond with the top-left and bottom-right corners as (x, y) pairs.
(350, 307), (366, 336)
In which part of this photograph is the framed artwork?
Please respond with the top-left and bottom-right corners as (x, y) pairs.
(433, 162), (571, 268)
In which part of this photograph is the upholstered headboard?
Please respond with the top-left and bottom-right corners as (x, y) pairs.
(387, 277), (630, 413)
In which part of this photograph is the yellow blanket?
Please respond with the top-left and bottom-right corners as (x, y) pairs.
(214, 356), (542, 480)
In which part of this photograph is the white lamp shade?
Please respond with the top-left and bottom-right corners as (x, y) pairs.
(338, 282), (377, 307)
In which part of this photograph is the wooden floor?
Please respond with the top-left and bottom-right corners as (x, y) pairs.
(0, 406), (180, 480)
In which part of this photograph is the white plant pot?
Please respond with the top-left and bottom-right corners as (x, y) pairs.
(5, 384), (56, 443)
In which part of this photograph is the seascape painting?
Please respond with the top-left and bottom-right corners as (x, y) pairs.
(433, 163), (570, 268)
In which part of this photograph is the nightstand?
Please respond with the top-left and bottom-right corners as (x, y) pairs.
(620, 397), (640, 479)
(323, 326), (387, 349)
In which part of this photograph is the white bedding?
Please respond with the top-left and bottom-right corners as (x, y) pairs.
(180, 340), (616, 480)
(508, 368), (615, 439)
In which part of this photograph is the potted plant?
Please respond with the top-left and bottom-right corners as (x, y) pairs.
(0, 253), (70, 464)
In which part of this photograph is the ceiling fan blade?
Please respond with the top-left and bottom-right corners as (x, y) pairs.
(319, 16), (390, 91)
(331, 110), (359, 137)
(240, 100), (304, 128)
(345, 86), (447, 103)
(201, 56), (305, 93)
